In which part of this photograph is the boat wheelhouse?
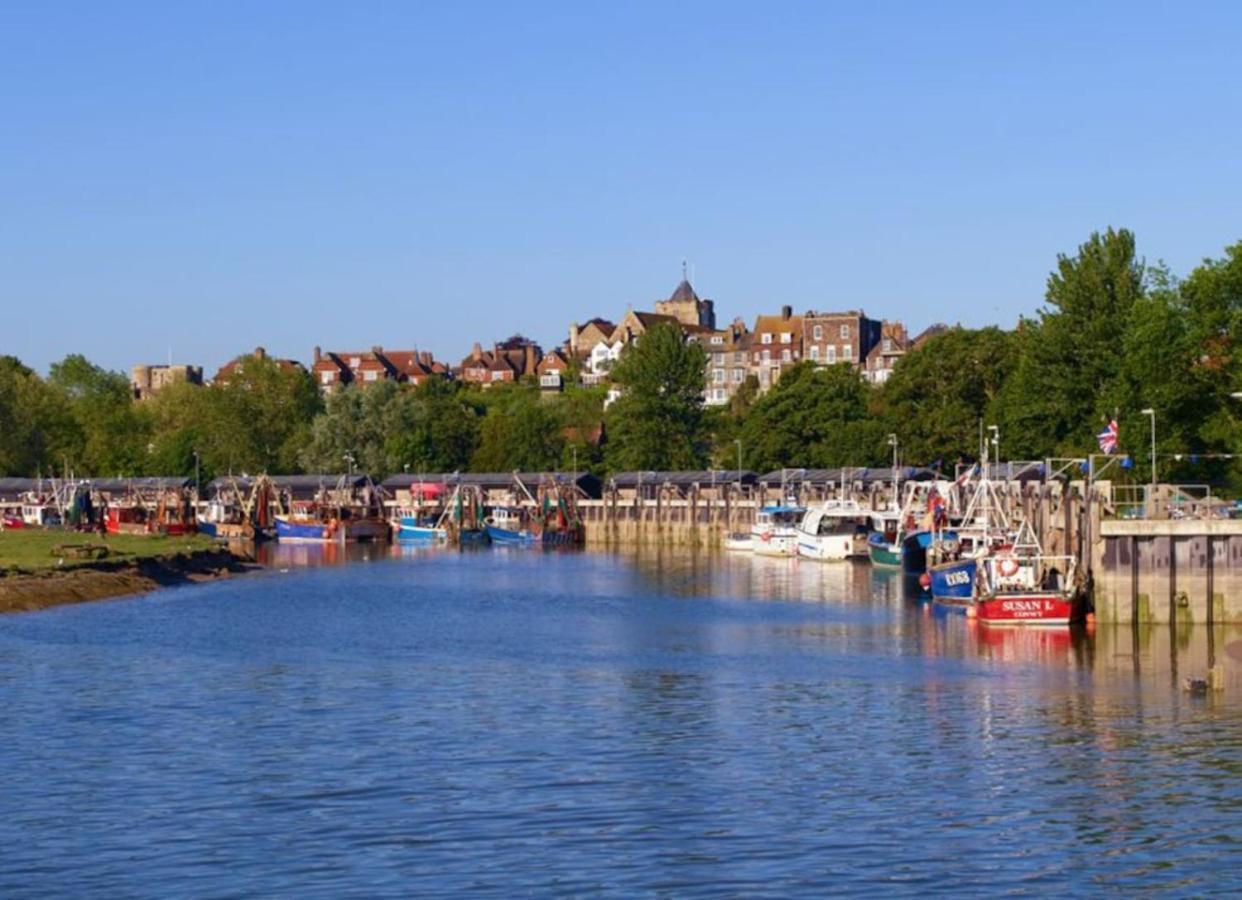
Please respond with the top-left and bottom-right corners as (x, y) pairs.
(751, 504), (806, 557)
(796, 499), (872, 561)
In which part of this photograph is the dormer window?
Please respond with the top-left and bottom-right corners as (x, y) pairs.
(762, 333), (772, 344)
(350, 356), (361, 367)
(710, 335), (724, 345)
(883, 339), (892, 352)
(780, 332), (791, 343)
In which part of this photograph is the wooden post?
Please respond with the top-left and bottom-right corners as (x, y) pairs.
(1168, 536), (1177, 626)
(1131, 534), (1140, 626)
(1206, 535), (1215, 628)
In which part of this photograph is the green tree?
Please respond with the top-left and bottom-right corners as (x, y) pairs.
(737, 362), (880, 472)
(0, 356), (74, 476)
(998, 228), (1147, 458)
(470, 387), (565, 471)
(879, 327), (1017, 464)
(384, 379), (481, 474)
(604, 323), (710, 471)
(47, 354), (151, 475)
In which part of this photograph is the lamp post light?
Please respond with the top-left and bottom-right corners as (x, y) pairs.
(987, 425), (1000, 472)
(1140, 408), (1156, 486)
(344, 452), (356, 478)
(887, 433), (899, 509)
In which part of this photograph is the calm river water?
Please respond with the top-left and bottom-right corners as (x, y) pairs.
(2, 544), (1242, 896)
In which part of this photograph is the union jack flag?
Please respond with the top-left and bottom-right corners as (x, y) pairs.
(1097, 419), (1119, 455)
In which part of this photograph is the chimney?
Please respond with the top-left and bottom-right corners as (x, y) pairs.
(524, 344), (537, 375)
(254, 346), (267, 359)
(472, 342), (483, 359)
(781, 305), (792, 321)
(313, 346), (322, 364)
(420, 351), (433, 366)
(371, 344), (383, 355)
(569, 322), (580, 350)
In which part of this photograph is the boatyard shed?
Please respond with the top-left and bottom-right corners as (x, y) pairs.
(382, 472), (602, 506)
(609, 471), (757, 502)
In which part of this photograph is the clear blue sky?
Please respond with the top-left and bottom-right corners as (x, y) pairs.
(3, 1), (1240, 374)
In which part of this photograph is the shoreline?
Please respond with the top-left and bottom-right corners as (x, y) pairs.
(0, 547), (260, 615)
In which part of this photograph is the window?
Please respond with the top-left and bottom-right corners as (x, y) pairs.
(827, 346), (837, 363)
(320, 371), (334, 385)
(883, 339), (892, 352)
(490, 370), (505, 381)
(761, 333), (772, 344)
(735, 352), (744, 364)
(364, 370), (378, 382)
(350, 356), (361, 367)
(713, 352), (724, 364)
(780, 332), (791, 344)
(781, 349), (791, 362)
(810, 345), (820, 361)
(762, 349), (771, 363)
(711, 336), (724, 345)
(733, 368), (744, 383)
(713, 369), (725, 383)
(840, 324), (850, 338)
(842, 344), (852, 360)
(713, 388), (726, 401)
(753, 352), (760, 362)
(813, 325), (823, 340)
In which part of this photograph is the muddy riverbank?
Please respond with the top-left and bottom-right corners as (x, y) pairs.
(0, 548), (259, 614)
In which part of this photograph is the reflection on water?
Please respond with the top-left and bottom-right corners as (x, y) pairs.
(3, 545), (1241, 894)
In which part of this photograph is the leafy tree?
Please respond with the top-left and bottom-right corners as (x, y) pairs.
(998, 228), (1147, 458)
(384, 379), (481, 475)
(47, 354), (151, 475)
(604, 323), (710, 471)
(0, 356), (74, 476)
(737, 362), (880, 472)
(470, 387), (565, 471)
(879, 327), (1017, 464)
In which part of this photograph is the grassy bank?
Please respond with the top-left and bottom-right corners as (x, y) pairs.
(0, 530), (255, 614)
(0, 530), (219, 574)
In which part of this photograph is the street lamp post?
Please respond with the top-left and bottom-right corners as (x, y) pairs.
(192, 449), (201, 500)
(1140, 408), (1156, 486)
(887, 433), (899, 510)
(734, 439), (743, 482)
(987, 425), (1000, 475)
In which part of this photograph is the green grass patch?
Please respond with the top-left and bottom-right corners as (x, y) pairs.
(0, 530), (218, 574)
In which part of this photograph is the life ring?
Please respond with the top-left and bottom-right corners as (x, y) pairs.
(997, 555), (1020, 578)
(760, 531), (773, 542)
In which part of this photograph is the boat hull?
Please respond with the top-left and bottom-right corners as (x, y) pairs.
(929, 557), (978, 604)
(976, 592), (1074, 626)
(276, 517), (389, 543)
(485, 524), (535, 545)
(796, 533), (858, 561)
(393, 519), (447, 542)
(752, 533), (798, 557)
(867, 536), (902, 568)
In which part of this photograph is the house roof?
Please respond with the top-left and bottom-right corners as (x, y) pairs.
(610, 470), (758, 487)
(753, 314), (805, 336)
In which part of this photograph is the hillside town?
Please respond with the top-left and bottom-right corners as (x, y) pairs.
(126, 278), (948, 406)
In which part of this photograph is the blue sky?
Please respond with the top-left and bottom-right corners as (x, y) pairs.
(2, 1), (1240, 374)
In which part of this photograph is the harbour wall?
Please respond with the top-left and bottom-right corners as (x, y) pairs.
(579, 484), (1242, 624)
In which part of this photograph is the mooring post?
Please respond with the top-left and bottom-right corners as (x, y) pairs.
(1206, 534), (1215, 628)
(1168, 536), (1177, 627)
(1131, 534), (1140, 626)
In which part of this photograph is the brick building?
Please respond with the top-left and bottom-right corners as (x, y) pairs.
(311, 346), (445, 392)
(749, 306), (804, 391)
(802, 311), (881, 368)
